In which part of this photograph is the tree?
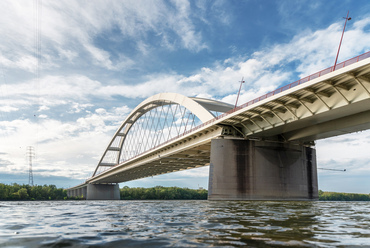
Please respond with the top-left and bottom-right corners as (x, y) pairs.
(17, 188), (29, 199)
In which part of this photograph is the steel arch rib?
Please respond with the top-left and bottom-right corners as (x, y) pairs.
(93, 92), (232, 176)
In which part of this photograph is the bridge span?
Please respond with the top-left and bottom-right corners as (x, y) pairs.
(68, 52), (370, 200)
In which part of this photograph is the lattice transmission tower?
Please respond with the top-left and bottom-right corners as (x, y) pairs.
(27, 146), (35, 186)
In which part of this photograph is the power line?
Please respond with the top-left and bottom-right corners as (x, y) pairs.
(318, 168), (346, 172)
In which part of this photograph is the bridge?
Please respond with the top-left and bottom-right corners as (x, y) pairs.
(68, 51), (370, 200)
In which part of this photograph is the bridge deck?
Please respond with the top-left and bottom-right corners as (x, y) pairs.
(83, 53), (370, 186)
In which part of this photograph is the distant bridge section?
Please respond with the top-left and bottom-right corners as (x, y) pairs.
(67, 51), (370, 201)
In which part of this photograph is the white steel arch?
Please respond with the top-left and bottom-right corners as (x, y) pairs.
(92, 92), (233, 176)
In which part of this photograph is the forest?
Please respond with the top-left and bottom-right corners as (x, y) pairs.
(120, 186), (208, 200)
(1, 183), (370, 201)
(0, 184), (208, 200)
(0, 183), (67, 200)
(318, 190), (370, 201)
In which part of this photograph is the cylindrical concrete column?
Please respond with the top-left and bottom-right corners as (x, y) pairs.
(86, 184), (120, 200)
(208, 139), (318, 200)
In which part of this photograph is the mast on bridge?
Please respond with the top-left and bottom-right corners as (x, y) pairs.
(333, 11), (351, 71)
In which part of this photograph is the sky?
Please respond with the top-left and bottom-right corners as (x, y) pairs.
(1, 0), (370, 193)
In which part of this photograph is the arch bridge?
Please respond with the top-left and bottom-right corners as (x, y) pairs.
(68, 51), (370, 201)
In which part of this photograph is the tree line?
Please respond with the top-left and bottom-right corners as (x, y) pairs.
(0, 184), (208, 200)
(0, 183), (67, 200)
(318, 190), (370, 201)
(120, 186), (208, 200)
(1, 183), (370, 201)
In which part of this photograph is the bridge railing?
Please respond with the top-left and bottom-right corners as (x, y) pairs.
(215, 51), (370, 118)
(92, 51), (370, 178)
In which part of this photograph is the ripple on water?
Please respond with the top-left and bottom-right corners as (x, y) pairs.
(4, 224), (31, 230)
(1, 201), (370, 247)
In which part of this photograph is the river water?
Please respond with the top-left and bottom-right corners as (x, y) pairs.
(0, 201), (370, 247)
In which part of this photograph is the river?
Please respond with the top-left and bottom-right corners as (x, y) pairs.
(0, 201), (369, 247)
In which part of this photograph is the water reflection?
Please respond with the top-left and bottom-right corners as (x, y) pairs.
(0, 201), (370, 247)
(196, 201), (317, 247)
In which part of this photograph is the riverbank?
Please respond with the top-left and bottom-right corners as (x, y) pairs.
(1, 183), (370, 201)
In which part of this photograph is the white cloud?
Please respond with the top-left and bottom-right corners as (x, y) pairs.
(0, 75), (102, 113)
(0, 0), (209, 74)
(0, 106), (18, 112)
(57, 48), (78, 62)
(317, 131), (370, 163)
(8, 2), (369, 107)
(38, 105), (50, 112)
(5, 16), (369, 114)
(122, 166), (210, 189)
(83, 44), (116, 70)
(100, 16), (368, 106)
(0, 106), (131, 180)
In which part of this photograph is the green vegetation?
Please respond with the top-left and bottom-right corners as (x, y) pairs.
(120, 186), (208, 200)
(1, 183), (369, 201)
(0, 183), (67, 200)
(318, 190), (370, 201)
(120, 188), (370, 201)
(0, 184), (207, 201)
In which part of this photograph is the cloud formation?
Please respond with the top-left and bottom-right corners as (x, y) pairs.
(0, 0), (209, 74)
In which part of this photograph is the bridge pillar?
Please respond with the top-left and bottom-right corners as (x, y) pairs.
(208, 139), (318, 201)
(86, 183), (120, 200)
(67, 186), (87, 199)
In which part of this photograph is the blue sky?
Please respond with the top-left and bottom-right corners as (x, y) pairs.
(1, 0), (370, 193)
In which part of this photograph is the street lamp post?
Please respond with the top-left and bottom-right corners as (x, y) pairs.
(333, 11), (351, 71)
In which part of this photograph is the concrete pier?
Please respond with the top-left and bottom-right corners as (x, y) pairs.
(208, 139), (318, 201)
(67, 185), (87, 199)
(67, 183), (120, 200)
(86, 184), (120, 200)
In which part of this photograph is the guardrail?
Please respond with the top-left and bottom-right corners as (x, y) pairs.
(217, 51), (370, 118)
(92, 51), (370, 178)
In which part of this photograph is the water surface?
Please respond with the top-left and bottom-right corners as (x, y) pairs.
(1, 201), (370, 247)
